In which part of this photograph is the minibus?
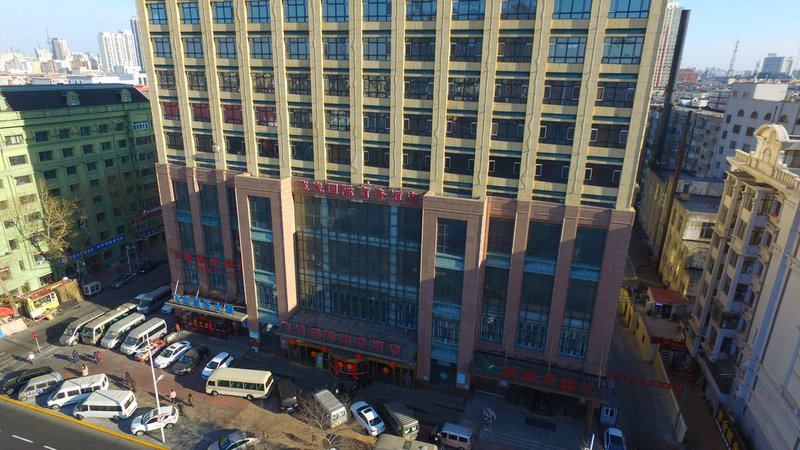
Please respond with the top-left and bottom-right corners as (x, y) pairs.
(135, 285), (172, 314)
(119, 318), (168, 355)
(18, 373), (63, 400)
(100, 313), (145, 348)
(74, 390), (137, 421)
(205, 368), (274, 400)
(59, 312), (104, 346)
(382, 401), (420, 439)
(313, 389), (348, 429)
(46, 374), (109, 410)
(80, 303), (137, 345)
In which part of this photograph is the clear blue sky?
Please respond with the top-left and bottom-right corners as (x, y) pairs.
(0, 0), (797, 71)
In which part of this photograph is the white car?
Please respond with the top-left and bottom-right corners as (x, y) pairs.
(208, 430), (259, 450)
(130, 406), (179, 436)
(604, 427), (627, 450)
(202, 352), (235, 380)
(153, 340), (192, 369)
(350, 400), (385, 436)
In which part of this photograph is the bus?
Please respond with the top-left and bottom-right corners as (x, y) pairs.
(80, 303), (138, 345)
(205, 368), (274, 400)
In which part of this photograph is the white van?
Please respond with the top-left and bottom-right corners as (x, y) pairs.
(74, 390), (137, 421)
(135, 285), (172, 314)
(375, 434), (438, 450)
(59, 312), (104, 346)
(100, 313), (146, 348)
(18, 373), (63, 400)
(46, 374), (109, 410)
(80, 303), (138, 345)
(313, 389), (348, 429)
(431, 423), (473, 450)
(83, 281), (102, 297)
(205, 368), (274, 400)
(120, 318), (168, 355)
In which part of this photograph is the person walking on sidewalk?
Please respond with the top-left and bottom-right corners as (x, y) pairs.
(27, 351), (35, 365)
(93, 350), (102, 365)
(186, 393), (193, 407)
(72, 349), (79, 363)
(81, 365), (89, 377)
(169, 389), (177, 403)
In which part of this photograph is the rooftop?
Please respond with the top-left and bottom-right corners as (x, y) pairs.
(0, 83), (148, 111)
(677, 195), (722, 214)
(638, 305), (684, 340)
(648, 287), (689, 305)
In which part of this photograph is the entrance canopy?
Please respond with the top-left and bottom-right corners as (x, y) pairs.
(165, 299), (248, 322)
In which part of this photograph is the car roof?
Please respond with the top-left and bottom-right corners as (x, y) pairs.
(606, 427), (624, 437)
(211, 352), (230, 361)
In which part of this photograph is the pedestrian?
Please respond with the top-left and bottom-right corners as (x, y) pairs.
(186, 393), (193, 407)
(72, 349), (79, 363)
(129, 379), (137, 393)
(175, 401), (184, 415)
(93, 350), (102, 365)
(169, 389), (177, 403)
(174, 322), (181, 333)
(125, 371), (132, 384)
(27, 351), (35, 365)
(81, 364), (89, 377)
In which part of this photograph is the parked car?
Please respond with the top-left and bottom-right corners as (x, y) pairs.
(153, 341), (192, 369)
(201, 352), (234, 381)
(111, 272), (138, 288)
(604, 427), (627, 450)
(136, 260), (164, 274)
(3, 366), (54, 395)
(132, 338), (167, 362)
(160, 304), (174, 314)
(130, 405), (179, 436)
(350, 400), (385, 436)
(170, 345), (209, 375)
(207, 430), (259, 450)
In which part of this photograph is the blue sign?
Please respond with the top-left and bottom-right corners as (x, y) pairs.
(172, 294), (236, 315)
(68, 236), (125, 261)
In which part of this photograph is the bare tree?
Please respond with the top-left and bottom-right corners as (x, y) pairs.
(293, 394), (371, 450)
(33, 179), (83, 261)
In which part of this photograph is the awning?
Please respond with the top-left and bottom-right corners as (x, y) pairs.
(165, 300), (248, 322)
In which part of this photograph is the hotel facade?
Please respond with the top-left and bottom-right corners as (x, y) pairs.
(137, 0), (665, 412)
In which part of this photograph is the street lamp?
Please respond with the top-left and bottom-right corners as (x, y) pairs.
(146, 333), (166, 444)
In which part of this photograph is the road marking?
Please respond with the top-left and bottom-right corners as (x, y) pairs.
(44, 446), (58, 450)
(12, 434), (33, 443)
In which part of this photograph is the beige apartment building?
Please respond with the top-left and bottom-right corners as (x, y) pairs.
(137, 0), (666, 417)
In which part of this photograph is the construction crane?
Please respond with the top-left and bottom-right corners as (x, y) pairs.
(727, 39), (739, 78)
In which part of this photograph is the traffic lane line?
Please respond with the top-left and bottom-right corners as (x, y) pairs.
(44, 446), (58, 450)
(12, 434), (33, 443)
(0, 396), (164, 449)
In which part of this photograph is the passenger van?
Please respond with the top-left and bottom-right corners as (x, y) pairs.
(277, 379), (298, 412)
(46, 374), (109, 410)
(74, 390), (137, 421)
(135, 285), (172, 314)
(313, 389), (347, 429)
(205, 368), (274, 400)
(375, 434), (438, 450)
(431, 423), (473, 450)
(80, 303), (138, 345)
(59, 312), (104, 346)
(382, 401), (420, 439)
(100, 313), (146, 348)
(120, 318), (168, 355)
(18, 373), (63, 400)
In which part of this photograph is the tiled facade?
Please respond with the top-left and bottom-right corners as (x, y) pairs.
(138, 0), (666, 391)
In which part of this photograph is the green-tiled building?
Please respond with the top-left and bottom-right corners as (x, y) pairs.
(0, 84), (163, 295)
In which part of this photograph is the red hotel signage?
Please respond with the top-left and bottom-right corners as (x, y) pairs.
(297, 179), (421, 204)
(607, 371), (683, 393)
(281, 320), (402, 360)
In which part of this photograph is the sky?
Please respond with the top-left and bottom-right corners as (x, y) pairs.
(0, 0), (798, 72)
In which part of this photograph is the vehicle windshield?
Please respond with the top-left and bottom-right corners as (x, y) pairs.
(80, 328), (94, 338)
(178, 354), (194, 364)
(368, 416), (381, 426)
(124, 336), (137, 345)
(138, 299), (151, 306)
(609, 435), (624, 445)
(207, 361), (220, 370)
(63, 326), (76, 336)
(107, 331), (119, 339)
(161, 348), (174, 358)
(141, 409), (158, 422)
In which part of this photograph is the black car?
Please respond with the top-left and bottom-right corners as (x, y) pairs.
(3, 366), (54, 395)
(136, 260), (164, 274)
(170, 345), (209, 375)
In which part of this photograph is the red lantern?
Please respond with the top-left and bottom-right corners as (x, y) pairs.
(355, 353), (364, 360)
(310, 351), (317, 358)
(321, 346), (329, 353)
(337, 361), (344, 368)
(389, 361), (397, 369)
(346, 363), (353, 370)
(289, 339), (297, 346)
(382, 366), (390, 375)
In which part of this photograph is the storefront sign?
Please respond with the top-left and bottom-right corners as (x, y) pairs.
(607, 372), (683, 393)
(141, 206), (162, 216)
(483, 363), (597, 397)
(172, 294), (236, 316)
(296, 179), (421, 204)
(714, 406), (748, 450)
(281, 321), (403, 359)
(172, 252), (237, 275)
(68, 236), (124, 260)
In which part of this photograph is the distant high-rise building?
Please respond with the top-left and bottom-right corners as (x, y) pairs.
(652, 2), (682, 89)
(758, 53), (794, 78)
(50, 37), (71, 61)
(97, 30), (139, 73)
(130, 16), (144, 67)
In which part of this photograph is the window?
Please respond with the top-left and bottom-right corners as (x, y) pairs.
(407, 0), (436, 21)
(325, 110), (350, 131)
(35, 131), (48, 142)
(152, 38), (172, 57)
(104, 158), (115, 168)
(602, 36), (644, 64)
(156, 70), (176, 89)
(215, 38), (237, 59)
(258, 139), (279, 158)
(180, 2), (200, 23)
(287, 73), (311, 95)
(589, 124), (628, 148)
(15, 175), (32, 186)
(39, 151), (53, 162)
(404, 114), (433, 136)
(79, 126), (90, 136)
(187, 71), (207, 90)
(452, 0), (485, 20)
(406, 37), (436, 61)
(491, 119), (525, 142)
(539, 121), (575, 145)
(495, 79), (528, 103)
(450, 37), (482, 62)
(363, 37), (390, 61)
(327, 144), (351, 164)
(43, 170), (57, 180)
(732, 125), (741, 134)
(543, 79), (580, 106)
(553, 0), (591, 19)
(284, 0), (308, 22)
(596, 81), (635, 107)
(286, 38), (310, 60)
(194, 134), (214, 152)
(226, 136), (245, 155)
(323, 38), (349, 60)
(363, 112), (390, 134)
(101, 141), (111, 151)
(161, 101), (180, 120)
(183, 37), (204, 58)
(502, 0), (537, 19)
(291, 141), (314, 160)
(165, 132), (184, 150)
(749, 111), (758, 119)
(363, 75), (390, 98)
(700, 222), (714, 239)
(745, 126), (755, 136)
(253, 72), (275, 93)
(247, 0), (271, 22)
(449, 77), (481, 101)
(86, 162), (97, 172)
(289, 108), (313, 129)
(736, 109), (744, 117)
(364, 146), (389, 167)
(118, 139), (127, 148)
(83, 144), (93, 154)
(549, 37), (587, 63)
(363, 0), (391, 21)
(498, 36), (533, 63)
(447, 116), (478, 139)
(57, 128), (69, 139)
(437, 219), (467, 256)
(8, 155), (27, 166)
(212, 1), (234, 23)
(405, 76), (434, 100)
(324, 74), (349, 96)
(98, 124), (109, 134)
(3, 135), (21, 146)
(223, 104), (243, 124)
(255, 106), (278, 126)
(323, 0), (349, 22)
(62, 147), (73, 158)
(219, 71), (240, 92)
(148, 3), (168, 24)
(608, 0), (650, 18)
(191, 103), (211, 122)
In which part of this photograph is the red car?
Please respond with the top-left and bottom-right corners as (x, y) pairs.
(133, 338), (166, 362)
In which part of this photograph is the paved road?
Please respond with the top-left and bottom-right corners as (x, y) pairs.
(0, 398), (157, 450)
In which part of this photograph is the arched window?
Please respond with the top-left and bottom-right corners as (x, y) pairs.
(737, 109), (744, 117)
(779, 115), (788, 123)
(750, 112), (758, 119)
(764, 113), (772, 121)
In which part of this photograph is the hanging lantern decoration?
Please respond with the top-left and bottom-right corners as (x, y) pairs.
(321, 346), (329, 353)
(288, 339), (297, 346)
(337, 361), (344, 368)
(382, 366), (391, 375)
(388, 361), (397, 369)
(355, 353), (364, 360)
(310, 351), (318, 358)
(346, 363), (353, 370)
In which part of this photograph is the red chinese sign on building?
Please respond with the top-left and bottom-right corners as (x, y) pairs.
(297, 180), (421, 204)
(281, 321), (402, 360)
